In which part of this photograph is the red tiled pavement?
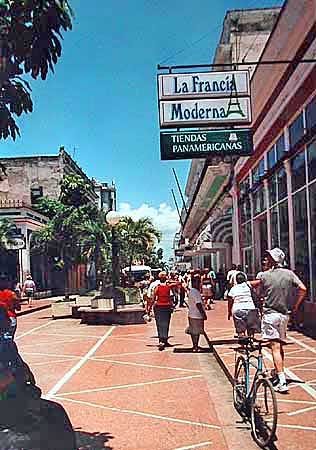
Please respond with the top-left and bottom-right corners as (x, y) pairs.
(206, 302), (316, 450)
(13, 307), (255, 450)
(13, 302), (316, 449)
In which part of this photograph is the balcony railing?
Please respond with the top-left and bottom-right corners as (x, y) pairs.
(0, 200), (28, 208)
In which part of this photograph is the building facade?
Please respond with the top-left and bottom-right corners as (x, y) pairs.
(233, 0), (316, 327)
(176, 7), (281, 271)
(0, 148), (98, 292)
(178, 0), (316, 328)
(93, 180), (117, 211)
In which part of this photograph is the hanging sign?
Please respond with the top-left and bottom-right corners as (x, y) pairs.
(160, 129), (253, 160)
(158, 70), (250, 100)
(159, 97), (252, 128)
(4, 237), (25, 250)
(157, 69), (252, 129)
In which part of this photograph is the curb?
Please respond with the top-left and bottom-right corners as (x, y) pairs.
(17, 304), (52, 317)
(212, 345), (234, 385)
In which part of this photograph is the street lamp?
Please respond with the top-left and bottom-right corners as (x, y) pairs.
(105, 211), (122, 310)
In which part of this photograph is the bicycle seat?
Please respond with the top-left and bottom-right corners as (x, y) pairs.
(236, 336), (252, 346)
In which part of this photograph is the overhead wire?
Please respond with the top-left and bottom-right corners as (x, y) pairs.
(158, 0), (283, 67)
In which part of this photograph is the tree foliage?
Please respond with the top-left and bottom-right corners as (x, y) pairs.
(0, 217), (17, 252)
(0, 0), (73, 140)
(32, 174), (111, 285)
(117, 217), (161, 270)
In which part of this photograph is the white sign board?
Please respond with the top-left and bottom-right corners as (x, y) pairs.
(158, 71), (250, 100)
(159, 97), (252, 128)
(4, 237), (25, 250)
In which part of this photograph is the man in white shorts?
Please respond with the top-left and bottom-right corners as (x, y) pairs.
(250, 248), (306, 393)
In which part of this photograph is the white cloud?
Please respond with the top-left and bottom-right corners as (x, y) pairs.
(117, 202), (180, 260)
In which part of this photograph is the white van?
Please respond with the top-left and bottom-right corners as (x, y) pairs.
(122, 265), (151, 283)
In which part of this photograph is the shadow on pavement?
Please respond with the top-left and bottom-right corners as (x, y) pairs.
(0, 397), (77, 450)
(75, 430), (114, 449)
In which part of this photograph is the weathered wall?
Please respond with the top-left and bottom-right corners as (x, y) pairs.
(0, 156), (62, 204)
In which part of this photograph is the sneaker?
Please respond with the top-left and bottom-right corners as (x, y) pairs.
(270, 369), (279, 386)
(164, 341), (172, 348)
(274, 382), (289, 393)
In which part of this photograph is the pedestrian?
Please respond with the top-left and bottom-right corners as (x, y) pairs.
(0, 276), (20, 339)
(185, 275), (207, 352)
(250, 248), (307, 393)
(22, 275), (36, 308)
(178, 272), (187, 308)
(13, 280), (22, 300)
(226, 264), (239, 289)
(149, 272), (176, 351)
(201, 268), (215, 310)
(227, 272), (260, 338)
(140, 273), (152, 308)
(216, 267), (226, 299)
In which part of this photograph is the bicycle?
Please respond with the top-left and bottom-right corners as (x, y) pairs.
(233, 336), (278, 448)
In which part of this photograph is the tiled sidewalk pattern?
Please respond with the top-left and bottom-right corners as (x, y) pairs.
(13, 302), (316, 449)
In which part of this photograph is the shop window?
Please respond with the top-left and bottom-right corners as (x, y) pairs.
(277, 167), (287, 201)
(253, 186), (266, 216)
(252, 166), (260, 185)
(270, 206), (279, 248)
(306, 97), (316, 131)
(276, 134), (286, 161)
(268, 174), (277, 206)
(291, 151), (306, 192)
(307, 141), (316, 182)
(289, 112), (304, 149)
(268, 146), (276, 170)
(252, 159), (265, 185)
(279, 201), (289, 257)
(242, 222), (252, 247)
(240, 197), (251, 223)
(309, 182), (316, 301)
(293, 189), (310, 286)
(244, 247), (254, 276)
(239, 176), (250, 197)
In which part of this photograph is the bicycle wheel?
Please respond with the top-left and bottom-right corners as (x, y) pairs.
(233, 356), (247, 412)
(250, 378), (278, 448)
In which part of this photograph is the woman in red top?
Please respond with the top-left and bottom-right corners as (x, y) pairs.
(0, 277), (20, 339)
(151, 272), (175, 351)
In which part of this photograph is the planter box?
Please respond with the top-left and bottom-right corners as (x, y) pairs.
(91, 298), (114, 310)
(51, 301), (76, 319)
(76, 297), (92, 307)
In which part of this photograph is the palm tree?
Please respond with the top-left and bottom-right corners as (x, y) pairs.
(76, 211), (112, 283)
(118, 217), (161, 274)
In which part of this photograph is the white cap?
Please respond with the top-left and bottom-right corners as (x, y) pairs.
(266, 248), (285, 266)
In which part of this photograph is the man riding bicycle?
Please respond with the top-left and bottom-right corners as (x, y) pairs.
(250, 248), (306, 393)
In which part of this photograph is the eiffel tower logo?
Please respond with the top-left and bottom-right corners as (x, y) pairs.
(225, 74), (245, 118)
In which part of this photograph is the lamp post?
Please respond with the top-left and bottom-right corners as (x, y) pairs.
(105, 211), (122, 310)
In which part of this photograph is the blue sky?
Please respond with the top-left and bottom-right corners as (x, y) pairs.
(1, 0), (283, 258)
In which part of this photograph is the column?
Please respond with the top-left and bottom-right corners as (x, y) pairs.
(284, 159), (295, 269)
(230, 183), (241, 265)
(264, 179), (272, 248)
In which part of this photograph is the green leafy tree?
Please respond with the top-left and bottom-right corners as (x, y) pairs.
(59, 174), (92, 207)
(0, 0), (73, 140)
(0, 217), (16, 252)
(117, 217), (161, 273)
(32, 174), (111, 292)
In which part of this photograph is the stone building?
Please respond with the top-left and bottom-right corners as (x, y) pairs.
(0, 147), (98, 292)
